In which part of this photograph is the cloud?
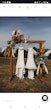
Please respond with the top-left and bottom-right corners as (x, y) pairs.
(0, 17), (51, 49)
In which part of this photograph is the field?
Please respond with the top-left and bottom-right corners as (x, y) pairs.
(0, 57), (51, 93)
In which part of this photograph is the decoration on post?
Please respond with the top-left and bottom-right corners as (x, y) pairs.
(36, 57), (48, 75)
(36, 48), (51, 81)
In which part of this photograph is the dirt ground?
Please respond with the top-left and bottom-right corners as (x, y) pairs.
(0, 57), (51, 93)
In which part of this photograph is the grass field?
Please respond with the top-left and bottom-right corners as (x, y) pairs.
(0, 57), (51, 93)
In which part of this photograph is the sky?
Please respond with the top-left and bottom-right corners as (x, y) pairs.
(0, 17), (51, 51)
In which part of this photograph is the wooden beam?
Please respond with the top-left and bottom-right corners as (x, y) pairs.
(26, 40), (46, 43)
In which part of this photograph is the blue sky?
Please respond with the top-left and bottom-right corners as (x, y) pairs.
(0, 17), (51, 50)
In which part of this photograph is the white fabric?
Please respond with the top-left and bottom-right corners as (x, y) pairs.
(26, 47), (37, 69)
(44, 50), (51, 57)
(12, 48), (15, 57)
(15, 47), (25, 78)
(36, 61), (48, 75)
(2, 47), (7, 52)
(18, 68), (24, 79)
(33, 49), (37, 55)
(15, 68), (19, 77)
(16, 47), (25, 68)
(12, 30), (15, 36)
(12, 29), (20, 37)
(28, 70), (34, 80)
(36, 63), (40, 75)
(44, 63), (48, 74)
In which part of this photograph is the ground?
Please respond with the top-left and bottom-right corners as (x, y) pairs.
(0, 57), (51, 93)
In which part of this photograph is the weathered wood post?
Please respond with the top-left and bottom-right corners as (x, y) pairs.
(9, 41), (15, 81)
(9, 49), (13, 80)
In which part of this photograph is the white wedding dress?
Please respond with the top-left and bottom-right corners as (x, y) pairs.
(15, 47), (25, 79)
(26, 47), (37, 79)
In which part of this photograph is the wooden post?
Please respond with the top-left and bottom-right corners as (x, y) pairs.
(10, 54), (13, 79)
(39, 43), (42, 50)
(9, 48), (13, 80)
